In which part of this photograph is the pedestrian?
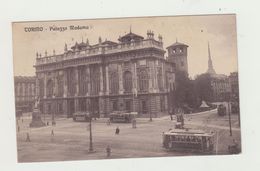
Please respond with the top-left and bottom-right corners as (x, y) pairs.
(115, 127), (120, 135)
(132, 119), (136, 128)
(106, 145), (111, 157)
(51, 129), (54, 136)
(107, 118), (111, 125)
(26, 132), (30, 142)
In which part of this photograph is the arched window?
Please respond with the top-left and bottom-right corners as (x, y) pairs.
(138, 69), (149, 92)
(123, 71), (132, 93)
(46, 79), (53, 98)
(109, 71), (119, 94)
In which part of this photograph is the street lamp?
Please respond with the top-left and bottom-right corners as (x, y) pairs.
(227, 92), (232, 136)
(88, 100), (94, 152)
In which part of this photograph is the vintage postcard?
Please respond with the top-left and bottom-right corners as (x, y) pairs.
(12, 14), (241, 162)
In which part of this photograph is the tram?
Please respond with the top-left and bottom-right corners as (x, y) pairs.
(162, 129), (215, 154)
(73, 111), (91, 122)
(217, 104), (226, 116)
(109, 111), (137, 123)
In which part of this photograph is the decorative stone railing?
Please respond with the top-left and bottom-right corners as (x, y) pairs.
(35, 39), (164, 65)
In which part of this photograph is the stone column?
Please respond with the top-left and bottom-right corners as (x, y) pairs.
(44, 74), (47, 98)
(63, 70), (68, 98)
(54, 72), (58, 97)
(86, 66), (90, 96)
(105, 65), (109, 95)
(148, 64), (153, 93)
(99, 65), (104, 95)
(118, 64), (124, 94)
(75, 67), (79, 96)
(154, 61), (158, 92)
(162, 63), (165, 91)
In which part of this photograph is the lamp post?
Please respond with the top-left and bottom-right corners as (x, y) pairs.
(88, 100), (94, 152)
(227, 92), (232, 136)
(52, 94), (56, 126)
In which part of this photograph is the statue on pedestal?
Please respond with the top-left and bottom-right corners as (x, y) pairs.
(30, 96), (45, 127)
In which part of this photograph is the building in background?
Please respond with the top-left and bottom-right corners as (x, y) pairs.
(14, 76), (36, 113)
(34, 30), (188, 118)
(229, 72), (240, 114)
(206, 42), (231, 102)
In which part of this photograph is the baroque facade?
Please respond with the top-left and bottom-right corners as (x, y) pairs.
(14, 76), (36, 112)
(34, 30), (188, 117)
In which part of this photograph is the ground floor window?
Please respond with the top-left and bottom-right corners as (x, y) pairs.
(141, 100), (148, 114)
(112, 100), (118, 111)
(160, 96), (165, 112)
(79, 99), (87, 111)
(125, 100), (131, 112)
(58, 103), (63, 114)
(47, 103), (51, 114)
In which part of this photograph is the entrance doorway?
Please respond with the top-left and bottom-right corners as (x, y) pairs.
(68, 100), (75, 117)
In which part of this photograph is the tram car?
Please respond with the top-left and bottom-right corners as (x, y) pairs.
(73, 111), (91, 122)
(109, 111), (137, 123)
(162, 129), (215, 154)
(217, 104), (227, 116)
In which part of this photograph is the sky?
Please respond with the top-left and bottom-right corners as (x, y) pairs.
(12, 14), (238, 78)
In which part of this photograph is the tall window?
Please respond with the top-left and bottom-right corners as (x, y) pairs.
(123, 71), (132, 93)
(79, 66), (87, 95)
(67, 68), (76, 96)
(157, 68), (163, 91)
(25, 83), (28, 97)
(138, 69), (149, 92)
(57, 75), (64, 97)
(79, 99), (87, 111)
(90, 65), (100, 95)
(109, 71), (119, 94)
(39, 79), (44, 98)
(46, 79), (53, 98)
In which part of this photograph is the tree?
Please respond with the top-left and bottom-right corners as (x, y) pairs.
(194, 73), (213, 102)
(173, 71), (198, 110)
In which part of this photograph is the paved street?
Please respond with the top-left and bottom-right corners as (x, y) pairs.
(16, 109), (241, 162)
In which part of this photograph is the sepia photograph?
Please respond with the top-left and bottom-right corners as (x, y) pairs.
(12, 14), (241, 163)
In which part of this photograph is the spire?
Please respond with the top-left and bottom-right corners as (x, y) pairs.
(98, 36), (102, 44)
(64, 43), (68, 52)
(207, 42), (216, 75)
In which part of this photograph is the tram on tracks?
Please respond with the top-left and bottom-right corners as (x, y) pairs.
(109, 111), (137, 123)
(162, 129), (215, 154)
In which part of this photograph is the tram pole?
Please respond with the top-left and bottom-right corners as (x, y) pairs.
(89, 116), (94, 152)
(227, 94), (232, 136)
(88, 100), (94, 153)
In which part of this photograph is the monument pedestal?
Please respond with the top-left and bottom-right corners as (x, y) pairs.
(30, 108), (45, 127)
